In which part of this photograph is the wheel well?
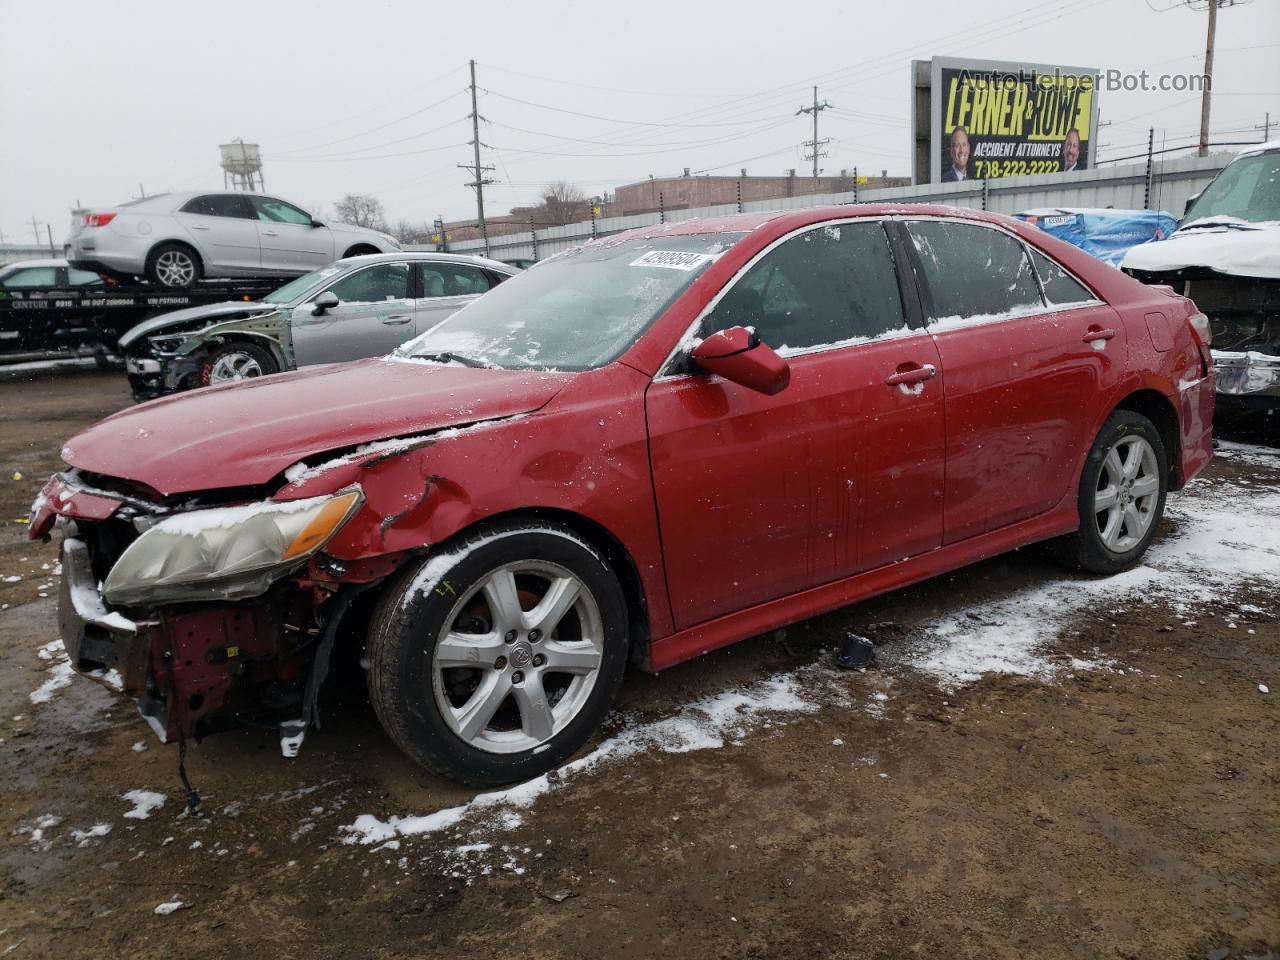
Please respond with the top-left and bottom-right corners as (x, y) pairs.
(1114, 389), (1182, 487)
(205, 335), (282, 370)
(343, 244), (379, 258)
(148, 239), (203, 268)
(436, 507), (652, 669)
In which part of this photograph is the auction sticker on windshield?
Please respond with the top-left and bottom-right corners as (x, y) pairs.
(630, 250), (716, 271)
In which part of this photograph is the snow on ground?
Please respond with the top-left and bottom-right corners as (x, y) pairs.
(121, 790), (166, 820)
(342, 465), (1279, 850)
(29, 640), (73, 705)
(342, 672), (822, 846)
(914, 465), (1280, 687)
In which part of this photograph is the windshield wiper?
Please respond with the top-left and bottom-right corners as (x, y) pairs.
(413, 351), (487, 368)
(1178, 219), (1264, 232)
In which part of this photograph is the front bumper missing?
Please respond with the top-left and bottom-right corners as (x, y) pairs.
(59, 537), (150, 698)
(1213, 350), (1280, 398)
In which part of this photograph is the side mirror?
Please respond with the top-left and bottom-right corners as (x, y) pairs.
(690, 326), (790, 396)
(312, 290), (340, 316)
(1183, 191), (1202, 217)
(310, 218), (325, 228)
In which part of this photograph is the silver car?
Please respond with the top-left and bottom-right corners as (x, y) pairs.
(119, 252), (516, 400)
(66, 191), (400, 288)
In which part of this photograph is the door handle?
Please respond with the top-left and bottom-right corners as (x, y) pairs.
(262, 230), (280, 237)
(190, 224), (210, 231)
(1082, 328), (1116, 342)
(382, 315), (413, 325)
(884, 363), (938, 386)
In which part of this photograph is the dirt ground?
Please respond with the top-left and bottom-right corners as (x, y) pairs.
(0, 368), (1276, 960)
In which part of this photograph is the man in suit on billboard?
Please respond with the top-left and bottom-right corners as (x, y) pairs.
(1061, 128), (1086, 172)
(942, 126), (971, 182)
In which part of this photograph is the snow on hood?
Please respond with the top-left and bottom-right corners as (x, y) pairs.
(61, 357), (571, 495)
(117, 300), (280, 348)
(1121, 219), (1280, 280)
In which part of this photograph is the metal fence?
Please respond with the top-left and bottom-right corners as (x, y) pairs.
(414, 151), (1230, 264)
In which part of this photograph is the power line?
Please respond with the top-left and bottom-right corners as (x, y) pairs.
(796, 86), (832, 178)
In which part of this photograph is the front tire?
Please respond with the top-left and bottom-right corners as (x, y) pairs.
(201, 341), (278, 386)
(146, 243), (202, 288)
(366, 521), (629, 786)
(1052, 410), (1168, 574)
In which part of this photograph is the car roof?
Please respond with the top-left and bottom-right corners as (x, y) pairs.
(336, 251), (517, 273)
(592, 203), (1028, 246)
(0, 258), (67, 271)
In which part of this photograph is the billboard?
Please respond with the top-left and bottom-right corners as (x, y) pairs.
(912, 57), (1100, 185)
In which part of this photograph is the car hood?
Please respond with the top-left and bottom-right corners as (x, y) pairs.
(62, 356), (572, 495)
(118, 301), (281, 348)
(1121, 220), (1280, 280)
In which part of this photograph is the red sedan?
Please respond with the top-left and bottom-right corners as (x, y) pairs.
(31, 205), (1215, 786)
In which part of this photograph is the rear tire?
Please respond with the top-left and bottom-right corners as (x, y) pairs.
(201, 341), (278, 386)
(1051, 410), (1168, 574)
(366, 520), (629, 787)
(146, 243), (202, 288)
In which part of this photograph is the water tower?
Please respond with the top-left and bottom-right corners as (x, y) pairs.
(219, 139), (264, 191)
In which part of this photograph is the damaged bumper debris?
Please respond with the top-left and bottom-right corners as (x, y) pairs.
(1212, 350), (1280, 398)
(29, 469), (393, 758)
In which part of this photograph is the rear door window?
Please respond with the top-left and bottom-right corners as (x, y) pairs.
(416, 262), (494, 298)
(906, 221), (1044, 324)
(1029, 249), (1095, 307)
(705, 220), (908, 353)
(181, 194), (255, 219)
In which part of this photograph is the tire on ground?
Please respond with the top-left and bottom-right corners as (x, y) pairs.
(200, 340), (279, 386)
(1051, 409), (1169, 574)
(366, 520), (630, 787)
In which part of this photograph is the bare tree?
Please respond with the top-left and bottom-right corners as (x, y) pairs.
(333, 194), (387, 230)
(390, 219), (433, 244)
(539, 181), (589, 226)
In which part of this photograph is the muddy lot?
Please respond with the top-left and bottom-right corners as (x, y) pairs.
(0, 369), (1277, 960)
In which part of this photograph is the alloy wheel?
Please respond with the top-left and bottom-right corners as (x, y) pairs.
(208, 351), (264, 383)
(155, 250), (196, 287)
(431, 560), (604, 754)
(1093, 434), (1160, 553)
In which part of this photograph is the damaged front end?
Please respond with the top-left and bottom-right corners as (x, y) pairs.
(1128, 268), (1280, 407)
(30, 470), (401, 757)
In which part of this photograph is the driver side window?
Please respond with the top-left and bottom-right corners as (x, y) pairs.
(704, 221), (907, 353)
(251, 196), (313, 225)
(326, 263), (409, 304)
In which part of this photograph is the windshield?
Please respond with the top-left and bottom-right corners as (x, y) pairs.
(261, 266), (342, 304)
(397, 233), (743, 371)
(1183, 150), (1280, 226)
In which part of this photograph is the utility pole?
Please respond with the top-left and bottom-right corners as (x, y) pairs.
(797, 85), (832, 180)
(1197, 0), (1217, 157)
(458, 59), (496, 256)
(45, 224), (55, 256)
(1256, 111), (1272, 141)
(31, 217), (41, 245)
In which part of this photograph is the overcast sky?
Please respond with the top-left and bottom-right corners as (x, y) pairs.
(1, 0), (1277, 243)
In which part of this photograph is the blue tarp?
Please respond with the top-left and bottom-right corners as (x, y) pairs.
(1014, 208), (1179, 267)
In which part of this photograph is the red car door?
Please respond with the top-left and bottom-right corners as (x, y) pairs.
(902, 219), (1126, 543)
(646, 219), (946, 630)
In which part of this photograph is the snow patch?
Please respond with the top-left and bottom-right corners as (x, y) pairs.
(121, 790), (166, 820)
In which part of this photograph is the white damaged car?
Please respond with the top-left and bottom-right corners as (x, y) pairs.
(1123, 140), (1280, 416)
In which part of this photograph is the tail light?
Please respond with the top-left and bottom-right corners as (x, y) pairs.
(1187, 311), (1212, 348)
(82, 213), (116, 228)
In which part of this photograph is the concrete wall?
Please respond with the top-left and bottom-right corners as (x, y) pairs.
(410, 151), (1231, 264)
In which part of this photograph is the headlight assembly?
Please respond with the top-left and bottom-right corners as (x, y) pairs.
(103, 490), (362, 606)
